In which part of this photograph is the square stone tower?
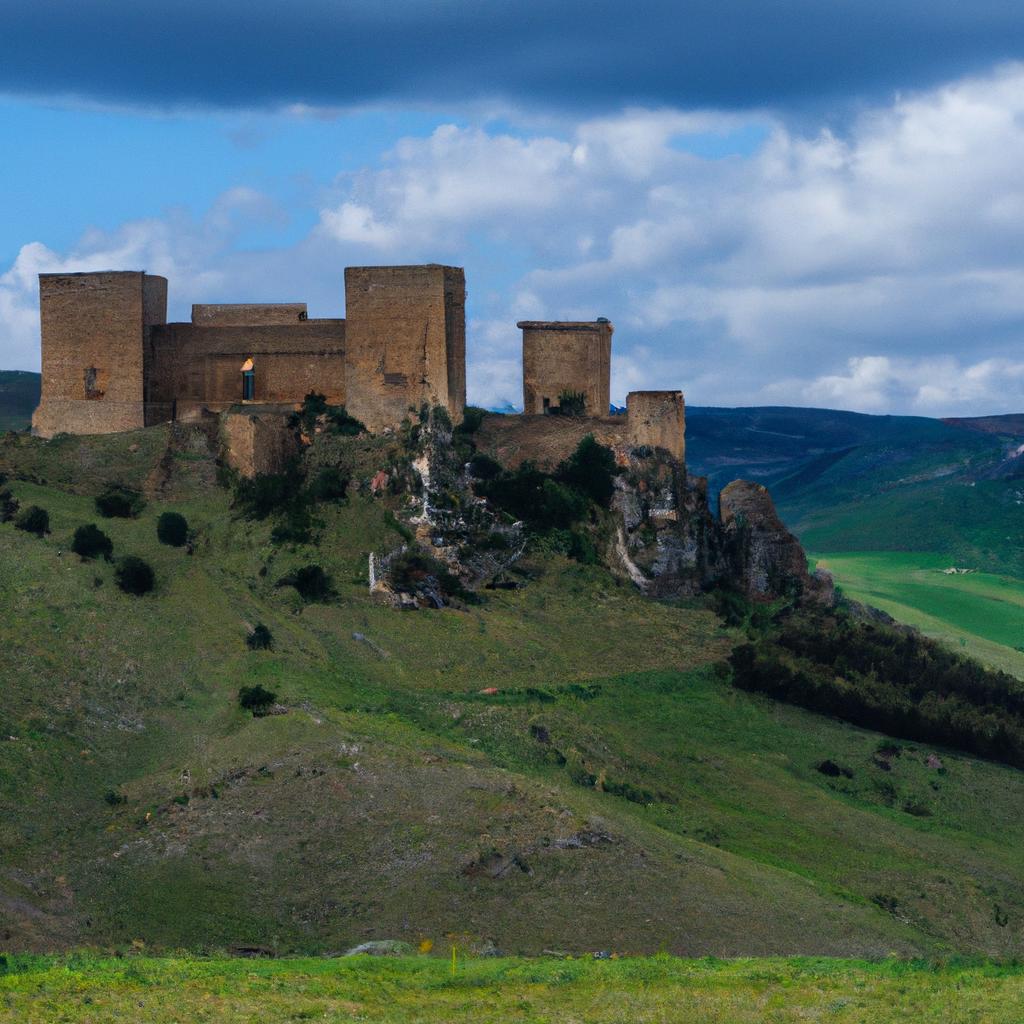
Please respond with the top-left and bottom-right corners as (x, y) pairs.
(343, 265), (466, 432)
(626, 390), (686, 463)
(519, 320), (612, 417)
(32, 271), (167, 437)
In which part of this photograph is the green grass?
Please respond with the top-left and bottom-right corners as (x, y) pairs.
(6, 426), (1024, 959)
(4, 955), (1024, 1023)
(813, 551), (1024, 678)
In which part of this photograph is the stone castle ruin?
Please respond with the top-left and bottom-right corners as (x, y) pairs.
(29, 263), (828, 603)
(31, 264), (684, 463)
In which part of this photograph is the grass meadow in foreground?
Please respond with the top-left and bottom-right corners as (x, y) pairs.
(813, 551), (1024, 678)
(2, 955), (1023, 1023)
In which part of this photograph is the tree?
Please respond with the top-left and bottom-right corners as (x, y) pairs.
(72, 524), (113, 561)
(157, 511), (189, 547)
(14, 505), (49, 537)
(115, 556), (155, 595)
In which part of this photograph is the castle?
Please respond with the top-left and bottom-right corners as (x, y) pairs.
(31, 265), (685, 462)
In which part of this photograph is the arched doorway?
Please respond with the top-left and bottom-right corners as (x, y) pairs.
(241, 358), (255, 401)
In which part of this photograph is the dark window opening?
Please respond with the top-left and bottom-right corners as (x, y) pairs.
(242, 368), (255, 401)
(383, 372), (408, 387)
(84, 367), (103, 400)
(542, 396), (551, 413)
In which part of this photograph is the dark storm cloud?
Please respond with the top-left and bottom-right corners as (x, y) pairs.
(1, 0), (1022, 111)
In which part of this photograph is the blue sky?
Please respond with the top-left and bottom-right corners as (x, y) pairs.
(2, 2), (1024, 414)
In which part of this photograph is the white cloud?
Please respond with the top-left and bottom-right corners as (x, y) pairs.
(7, 65), (1024, 415)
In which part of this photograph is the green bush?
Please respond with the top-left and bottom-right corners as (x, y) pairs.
(552, 390), (587, 417)
(270, 505), (314, 545)
(72, 523), (113, 561)
(276, 564), (334, 602)
(14, 505), (49, 536)
(115, 556), (155, 596)
(96, 483), (145, 519)
(468, 453), (502, 480)
(306, 466), (350, 503)
(238, 684), (277, 716)
(556, 434), (618, 508)
(156, 511), (189, 547)
(0, 487), (18, 523)
(456, 406), (488, 436)
(246, 623), (274, 650)
(387, 549), (472, 604)
(729, 607), (1024, 770)
(291, 392), (365, 436)
(233, 471), (298, 520)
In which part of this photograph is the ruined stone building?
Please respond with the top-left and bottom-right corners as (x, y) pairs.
(32, 265), (465, 438)
(31, 263), (685, 467)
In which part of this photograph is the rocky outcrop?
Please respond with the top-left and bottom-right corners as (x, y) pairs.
(718, 480), (834, 603)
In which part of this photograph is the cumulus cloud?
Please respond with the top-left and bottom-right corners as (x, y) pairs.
(6, 66), (1024, 415)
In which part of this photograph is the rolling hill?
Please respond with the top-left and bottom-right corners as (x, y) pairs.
(0, 370), (40, 432)
(3, 424), (1024, 958)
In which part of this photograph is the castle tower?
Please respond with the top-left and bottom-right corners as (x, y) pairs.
(518, 319), (612, 417)
(32, 271), (167, 438)
(626, 390), (686, 463)
(343, 265), (466, 432)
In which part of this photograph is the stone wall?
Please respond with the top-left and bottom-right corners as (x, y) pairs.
(146, 321), (346, 420)
(221, 411), (299, 478)
(343, 265), (466, 432)
(519, 320), (612, 418)
(33, 271), (167, 438)
(191, 303), (308, 326)
(626, 391), (685, 463)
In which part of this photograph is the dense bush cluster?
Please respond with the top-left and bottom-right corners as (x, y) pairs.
(246, 623), (274, 650)
(729, 605), (1024, 769)
(276, 564), (334, 602)
(238, 684), (277, 716)
(474, 435), (618, 563)
(96, 483), (146, 519)
(387, 548), (473, 605)
(14, 505), (49, 536)
(0, 474), (18, 523)
(289, 392), (365, 437)
(157, 511), (189, 547)
(115, 555), (155, 595)
(72, 523), (113, 561)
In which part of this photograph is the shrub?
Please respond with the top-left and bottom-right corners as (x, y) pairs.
(270, 506), (314, 545)
(115, 556), (155, 596)
(306, 466), (350, 503)
(388, 549), (472, 604)
(247, 623), (274, 650)
(156, 511), (189, 547)
(552, 390), (586, 417)
(96, 482), (145, 518)
(14, 505), (49, 536)
(556, 434), (619, 508)
(233, 471), (297, 520)
(103, 789), (127, 806)
(276, 564), (334, 602)
(456, 406), (488, 436)
(468, 453), (502, 480)
(291, 392), (365, 436)
(0, 488), (18, 523)
(238, 684), (277, 716)
(72, 523), (113, 561)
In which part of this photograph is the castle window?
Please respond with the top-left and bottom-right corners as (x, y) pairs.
(84, 366), (104, 400)
(241, 358), (255, 401)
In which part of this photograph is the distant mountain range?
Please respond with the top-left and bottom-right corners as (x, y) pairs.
(4, 370), (1022, 573)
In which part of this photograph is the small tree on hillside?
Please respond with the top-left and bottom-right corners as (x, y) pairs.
(14, 505), (49, 537)
(157, 511), (189, 547)
(0, 487), (19, 523)
(246, 623), (274, 650)
(96, 482), (145, 519)
(72, 523), (114, 561)
(115, 555), (155, 596)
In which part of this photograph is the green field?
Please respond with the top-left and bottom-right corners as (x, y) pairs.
(2, 955), (1024, 1023)
(813, 552), (1024, 678)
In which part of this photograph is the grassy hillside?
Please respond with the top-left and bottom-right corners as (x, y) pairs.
(4, 425), (1024, 957)
(813, 552), (1024, 678)
(0, 370), (40, 432)
(6, 955), (1024, 1023)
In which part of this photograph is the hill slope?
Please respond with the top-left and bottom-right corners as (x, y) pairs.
(3, 426), (1024, 956)
(0, 370), (40, 432)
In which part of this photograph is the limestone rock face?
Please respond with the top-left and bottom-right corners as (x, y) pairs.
(718, 480), (833, 603)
